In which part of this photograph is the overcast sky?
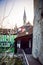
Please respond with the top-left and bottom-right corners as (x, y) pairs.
(0, 0), (34, 29)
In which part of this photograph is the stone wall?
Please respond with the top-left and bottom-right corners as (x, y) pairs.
(32, 0), (43, 64)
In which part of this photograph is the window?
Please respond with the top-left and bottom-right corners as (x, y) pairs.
(17, 40), (21, 48)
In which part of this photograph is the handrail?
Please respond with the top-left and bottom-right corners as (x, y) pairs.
(22, 49), (29, 65)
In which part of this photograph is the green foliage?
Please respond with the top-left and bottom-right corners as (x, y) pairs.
(14, 58), (23, 65)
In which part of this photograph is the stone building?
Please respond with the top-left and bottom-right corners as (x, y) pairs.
(32, 0), (43, 64)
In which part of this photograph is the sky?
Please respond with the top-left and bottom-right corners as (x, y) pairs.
(0, 0), (34, 29)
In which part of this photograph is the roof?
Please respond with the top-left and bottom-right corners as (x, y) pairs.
(17, 22), (33, 37)
(0, 22), (33, 35)
(0, 28), (16, 35)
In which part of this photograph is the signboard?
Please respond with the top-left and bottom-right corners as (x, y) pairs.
(0, 35), (17, 53)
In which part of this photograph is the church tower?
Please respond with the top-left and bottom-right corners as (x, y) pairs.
(23, 9), (26, 25)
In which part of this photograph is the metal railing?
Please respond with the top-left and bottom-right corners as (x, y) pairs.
(21, 49), (29, 65)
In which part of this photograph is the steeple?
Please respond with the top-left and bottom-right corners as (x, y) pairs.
(23, 9), (26, 25)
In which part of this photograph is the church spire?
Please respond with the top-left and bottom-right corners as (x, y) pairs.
(23, 9), (26, 25)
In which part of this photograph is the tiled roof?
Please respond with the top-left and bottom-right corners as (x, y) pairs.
(17, 22), (33, 37)
(0, 22), (33, 35)
(0, 28), (16, 34)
